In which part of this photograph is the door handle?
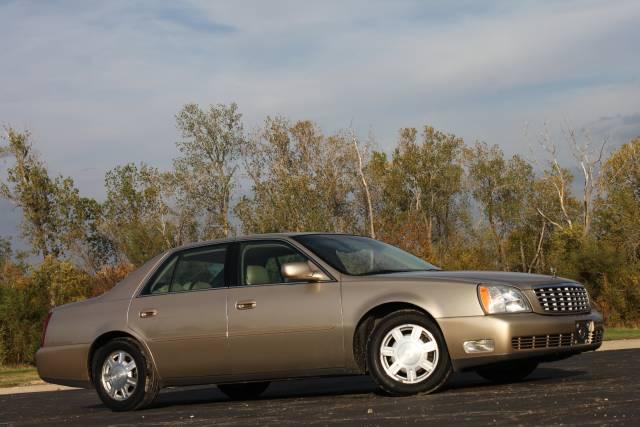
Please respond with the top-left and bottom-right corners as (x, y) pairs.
(236, 300), (257, 310)
(139, 310), (158, 318)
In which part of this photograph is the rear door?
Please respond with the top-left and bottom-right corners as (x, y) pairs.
(226, 239), (344, 376)
(127, 244), (229, 380)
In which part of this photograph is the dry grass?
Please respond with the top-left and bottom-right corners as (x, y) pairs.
(0, 366), (42, 388)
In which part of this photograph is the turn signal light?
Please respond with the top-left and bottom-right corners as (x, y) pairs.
(463, 339), (495, 353)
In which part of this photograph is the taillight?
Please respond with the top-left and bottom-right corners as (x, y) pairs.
(40, 312), (52, 348)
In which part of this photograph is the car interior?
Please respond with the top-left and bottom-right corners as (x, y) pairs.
(241, 242), (308, 286)
(146, 247), (226, 294)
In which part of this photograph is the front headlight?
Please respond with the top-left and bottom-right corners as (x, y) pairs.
(478, 284), (531, 314)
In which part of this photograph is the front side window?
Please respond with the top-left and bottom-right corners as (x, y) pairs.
(293, 234), (439, 276)
(239, 241), (310, 286)
(142, 245), (227, 295)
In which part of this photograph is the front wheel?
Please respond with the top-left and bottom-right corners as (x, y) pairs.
(476, 360), (538, 383)
(218, 382), (270, 400)
(366, 310), (452, 396)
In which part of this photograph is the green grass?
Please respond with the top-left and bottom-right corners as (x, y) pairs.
(0, 366), (42, 388)
(604, 327), (640, 341)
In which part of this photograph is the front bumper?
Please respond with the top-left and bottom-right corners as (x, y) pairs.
(438, 310), (603, 371)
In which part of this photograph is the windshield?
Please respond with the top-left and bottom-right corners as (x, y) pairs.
(293, 234), (440, 276)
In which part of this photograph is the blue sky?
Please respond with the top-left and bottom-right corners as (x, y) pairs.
(1, 0), (639, 241)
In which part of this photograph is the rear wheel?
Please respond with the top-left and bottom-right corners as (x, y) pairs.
(366, 310), (452, 396)
(218, 382), (270, 400)
(92, 337), (159, 411)
(476, 360), (538, 383)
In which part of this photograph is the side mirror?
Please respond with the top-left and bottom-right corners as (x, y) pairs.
(281, 262), (328, 282)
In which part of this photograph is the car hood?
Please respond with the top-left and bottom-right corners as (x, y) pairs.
(375, 270), (578, 289)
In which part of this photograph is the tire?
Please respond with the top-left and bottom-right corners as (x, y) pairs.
(366, 309), (452, 396)
(476, 360), (538, 383)
(92, 337), (160, 411)
(218, 382), (270, 400)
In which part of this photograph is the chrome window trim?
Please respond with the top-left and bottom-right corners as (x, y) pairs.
(226, 280), (338, 290)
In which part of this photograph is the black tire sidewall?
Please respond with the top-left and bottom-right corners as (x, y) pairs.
(367, 310), (452, 396)
(92, 338), (149, 412)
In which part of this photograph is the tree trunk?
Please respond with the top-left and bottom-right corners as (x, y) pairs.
(353, 136), (375, 238)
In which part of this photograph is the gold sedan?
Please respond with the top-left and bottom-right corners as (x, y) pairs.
(37, 233), (603, 411)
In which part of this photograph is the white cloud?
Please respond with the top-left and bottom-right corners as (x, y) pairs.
(0, 0), (638, 201)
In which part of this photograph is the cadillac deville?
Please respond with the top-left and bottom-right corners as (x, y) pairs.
(36, 233), (603, 411)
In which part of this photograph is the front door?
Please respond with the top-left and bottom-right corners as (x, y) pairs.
(227, 240), (343, 376)
(128, 244), (229, 380)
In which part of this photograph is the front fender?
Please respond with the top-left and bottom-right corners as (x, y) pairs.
(340, 278), (482, 370)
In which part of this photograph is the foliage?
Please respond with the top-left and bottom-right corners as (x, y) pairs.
(367, 126), (466, 261)
(172, 103), (246, 240)
(90, 263), (135, 297)
(0, 129), (62, 257)
(465, 142), (534, 270)
(0, 257), (130, 365)
(0, 237), (11, 267)
(102, 163), (176, 266)
(1, 108), (640, 366)
(598, 138), (640, 262)
(235, 118), (361, 234)
(0, 129), (112, 269)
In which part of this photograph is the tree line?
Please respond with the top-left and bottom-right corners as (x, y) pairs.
(1, 103), (639, 365)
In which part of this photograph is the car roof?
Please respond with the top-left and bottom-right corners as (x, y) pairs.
(169, 232), (355, 253)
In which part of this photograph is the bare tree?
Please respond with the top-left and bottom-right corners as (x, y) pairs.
(565, 126), (607, 236)
(351, 130), (376, 238)
(535, 126), (574, 231)
(533, 123), (607, 237)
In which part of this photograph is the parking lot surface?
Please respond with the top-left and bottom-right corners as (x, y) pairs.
(1, 349), (638, 426)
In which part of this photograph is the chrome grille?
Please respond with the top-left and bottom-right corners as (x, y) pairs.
(589, 328), (603, 344)
(512, 333), (574, 350)
(534, 285), (590, 313)
(512, 329), (603, 350)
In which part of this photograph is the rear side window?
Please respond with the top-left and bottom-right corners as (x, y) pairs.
(142, 245), (227, 295)
(145, 256), (177, 295)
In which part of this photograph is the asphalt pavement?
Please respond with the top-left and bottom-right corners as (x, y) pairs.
(1, 349), (638, 426)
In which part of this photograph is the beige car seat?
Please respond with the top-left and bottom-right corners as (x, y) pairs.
(245, 265), (270, 285)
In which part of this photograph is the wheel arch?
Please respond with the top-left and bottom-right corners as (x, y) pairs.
(352, 302), (444, 374)
(87, 330), (156, 385)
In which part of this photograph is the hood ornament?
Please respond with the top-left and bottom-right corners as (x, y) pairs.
(550, 267), (557, 278)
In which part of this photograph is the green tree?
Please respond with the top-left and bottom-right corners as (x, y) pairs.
(102, 163), (175, 265)
(370, 126), (466, 260)
(0, 129), (109, 268)
(465, 142), (534, 270)
(236, 118), (360, 234)
(0, 129), (61, 257)
(0, 257), (91, 365)
(0, 237), (11, 267)
(598, 137), (640, 261)
(173, 103), (246, 239)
